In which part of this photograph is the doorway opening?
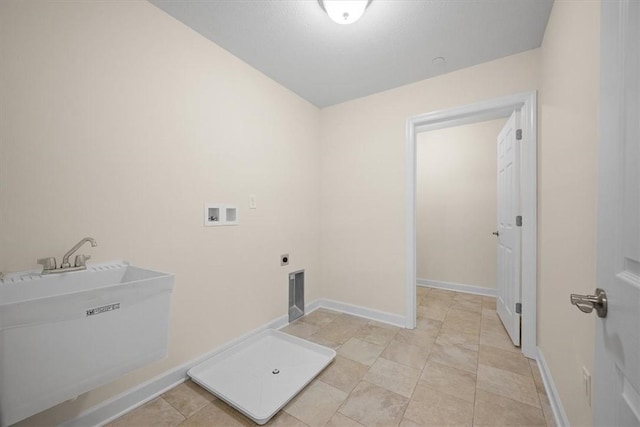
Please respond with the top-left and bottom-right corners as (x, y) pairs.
(416, 118), (505, 298)
(405, 91), (537, 358)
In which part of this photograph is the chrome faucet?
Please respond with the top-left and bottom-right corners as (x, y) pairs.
(61, 237), (97, 268)
(38, 237), (98, 275)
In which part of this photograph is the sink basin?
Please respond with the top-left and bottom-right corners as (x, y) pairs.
(0, 261), (169, 306)
(0, 261), (175, 426)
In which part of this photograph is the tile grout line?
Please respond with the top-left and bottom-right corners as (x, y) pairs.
(472, 295), (497, 425)
(475, 295), (549, 425)
(336, 319), (375, 418)
(529, 360), (554, 427)
(332, 317), (398, 425)
(474, 296), (515, 424)
(399, 287), (452, 425)
(328, 291), (483, 426)
(341, 287), (440, 425)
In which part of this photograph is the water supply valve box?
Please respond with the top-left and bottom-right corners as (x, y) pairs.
(204, 204), (238, 226)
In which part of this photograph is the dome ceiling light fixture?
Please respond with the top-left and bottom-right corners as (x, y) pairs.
(318, 0), (371, 25)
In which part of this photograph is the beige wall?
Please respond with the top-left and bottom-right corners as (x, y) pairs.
(538, 1), (600, 425)
(416, 119), (503, 289)
(0, 0), (601, 425)
(0, 1), (320, 424)
(319, 50), (539, 315)
(320, 2), (600, 424)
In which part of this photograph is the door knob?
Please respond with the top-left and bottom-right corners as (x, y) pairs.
(570, 288), (607, 318)
(492, 231), (499, 237)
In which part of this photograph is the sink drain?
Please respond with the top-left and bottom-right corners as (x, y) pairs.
(272, 369), (280, 375)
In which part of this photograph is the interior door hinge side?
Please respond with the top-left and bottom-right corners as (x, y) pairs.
(516, 302), (522, 314)
(516, 129), (523, 140)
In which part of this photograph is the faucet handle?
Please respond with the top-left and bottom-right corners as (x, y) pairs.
(37, 257), (57, 270)
(74, 254), (91, 268)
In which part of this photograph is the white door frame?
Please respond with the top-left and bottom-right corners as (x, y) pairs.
(405, 91), (537, 359)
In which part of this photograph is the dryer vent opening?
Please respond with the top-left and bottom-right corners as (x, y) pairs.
(288, 270), (304, 323)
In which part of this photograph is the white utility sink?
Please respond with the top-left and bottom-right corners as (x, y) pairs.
(0, 261), (175, 427)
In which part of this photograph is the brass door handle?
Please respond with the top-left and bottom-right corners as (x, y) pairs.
(570, 288), (607, 318)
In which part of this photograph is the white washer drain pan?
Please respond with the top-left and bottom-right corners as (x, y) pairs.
(188, 329), (336, 425)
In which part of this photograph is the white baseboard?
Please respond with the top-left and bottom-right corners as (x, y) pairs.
(64, 303), (314, 427)
(316, 298), (406, 328)
(535, 347), (569, 427)
(61, 298), (399, 426)
(417, 278), (497, 297)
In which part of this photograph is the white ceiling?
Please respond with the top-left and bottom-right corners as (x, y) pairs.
(150, 0), (554, 108)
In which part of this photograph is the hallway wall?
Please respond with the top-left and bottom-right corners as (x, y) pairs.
(416, 119), (503, 290)
(538, 1), (600, 425)
(320, 49), (539, 317)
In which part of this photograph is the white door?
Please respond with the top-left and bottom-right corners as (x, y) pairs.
(593, 0), (640, 424)
(496, 111), (521, 346)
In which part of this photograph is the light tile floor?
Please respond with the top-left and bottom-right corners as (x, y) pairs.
(108, 288), (555, 427)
